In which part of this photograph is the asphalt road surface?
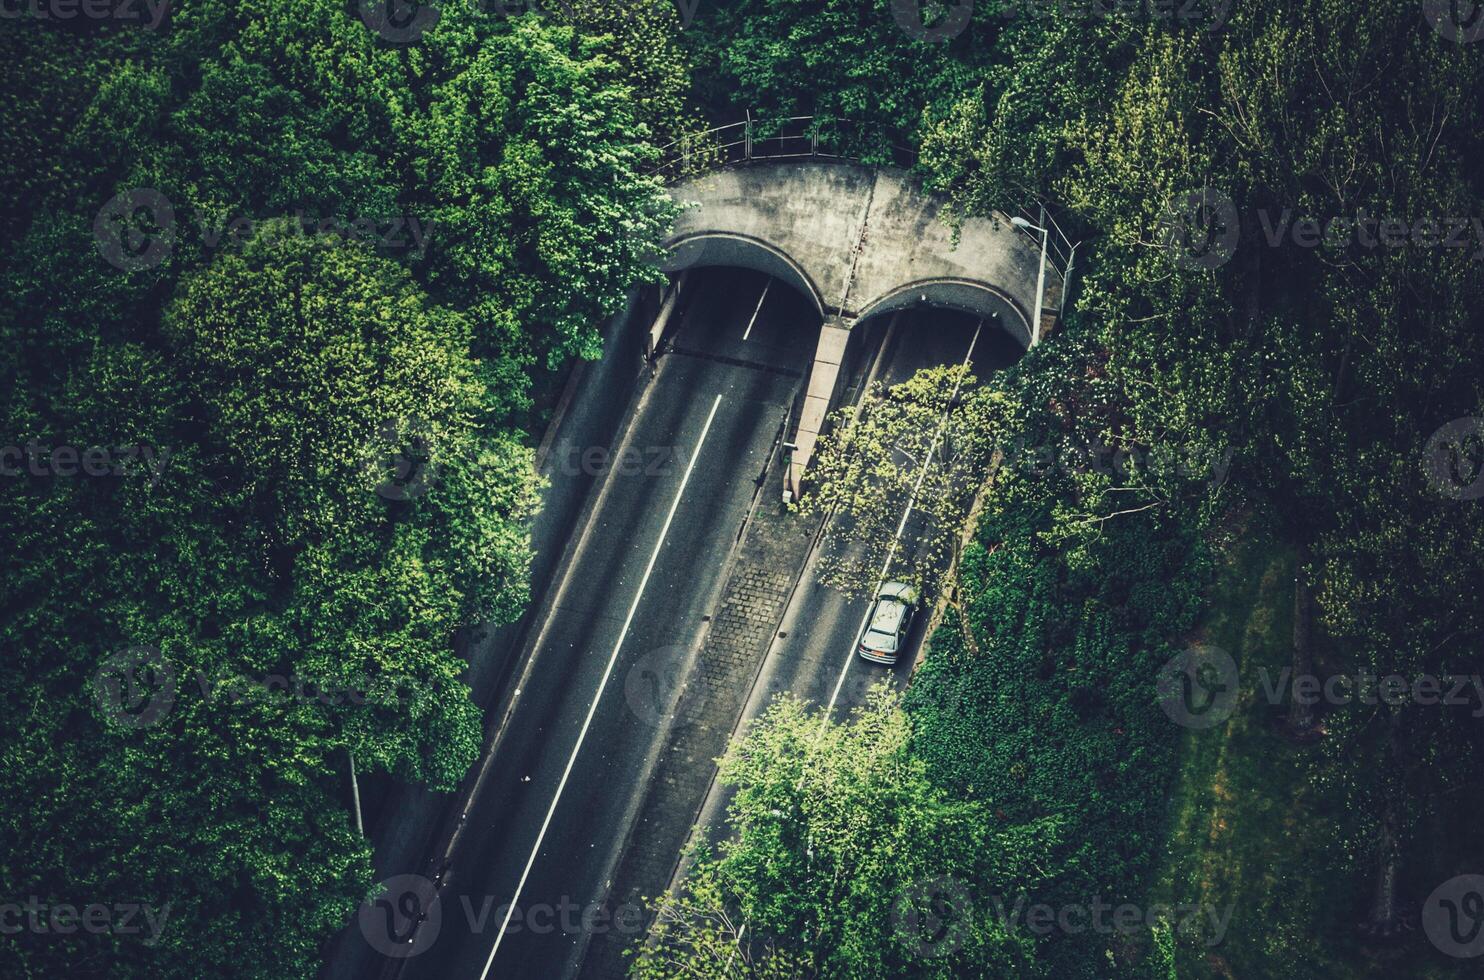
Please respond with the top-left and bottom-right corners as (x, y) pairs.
(672, 302), (1022, 890)
(772, 306), (1021, 719)
(363, 266), (1022, 980)
(394, 268), (819, 980)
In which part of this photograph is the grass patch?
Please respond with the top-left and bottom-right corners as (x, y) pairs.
(1146, 532), (1478, 979)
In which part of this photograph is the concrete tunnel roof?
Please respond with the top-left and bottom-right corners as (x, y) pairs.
(660, 161), (1053, 348)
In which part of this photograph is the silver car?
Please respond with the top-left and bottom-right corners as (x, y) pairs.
(856, 582), (920, 665)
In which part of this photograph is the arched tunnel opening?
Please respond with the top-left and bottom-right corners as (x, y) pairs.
(650, 265), (824, 372)
(642, 260), (1032, 498)
(844, 299), (1028, 399)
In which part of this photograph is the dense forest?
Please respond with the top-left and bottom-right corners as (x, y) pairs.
(1, 2), (683, 975)
(4, 1), (1484, 978)
(651, 0), (1484, 977)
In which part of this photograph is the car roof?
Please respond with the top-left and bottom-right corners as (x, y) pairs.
(869, 597), (907, 634)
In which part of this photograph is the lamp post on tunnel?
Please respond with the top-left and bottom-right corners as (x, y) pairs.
(1011, 214), (1048, 347)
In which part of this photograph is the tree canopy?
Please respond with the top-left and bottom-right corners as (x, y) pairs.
(0, 2), (687, 975)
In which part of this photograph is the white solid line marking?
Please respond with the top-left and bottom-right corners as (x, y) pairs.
(823, 317), (982, 716)
(740, 281), (770, 341)
(479, 393), (725, 980)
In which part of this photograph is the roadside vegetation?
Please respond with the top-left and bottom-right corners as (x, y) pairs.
(1, 3), (689, 976)
(640, 0), (1484, 977)
(7, 1), (1484, 977)
(795, 363), (999, 600)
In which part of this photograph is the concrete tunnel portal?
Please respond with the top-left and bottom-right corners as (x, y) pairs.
(654, 160), (1061, 495)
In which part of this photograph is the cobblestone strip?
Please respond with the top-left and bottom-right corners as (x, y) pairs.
(578, 463), (819, 979)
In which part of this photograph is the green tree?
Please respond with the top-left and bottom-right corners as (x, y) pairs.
(635, 689), (1053, 979)
(161, 221), (542, 785)
(0, 0), (684, 972)
(0, 223), (543, 978)
(798, 364), (1005, 599)
(917, 0), (1484, 950)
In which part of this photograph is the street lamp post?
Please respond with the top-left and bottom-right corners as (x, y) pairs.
(1011, 213), (1048, 346)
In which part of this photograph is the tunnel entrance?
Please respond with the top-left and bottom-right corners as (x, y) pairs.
(643, 266), (1031, 499)
(663, 233), (826, 321)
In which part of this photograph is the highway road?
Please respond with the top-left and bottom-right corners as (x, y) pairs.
(666, 302), (1022, 897)
(759, 306), (1021, 718)
(393, 268), (820, 980)
(349, 267), (1023, 980)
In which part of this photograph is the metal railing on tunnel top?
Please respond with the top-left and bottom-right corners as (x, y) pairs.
(652, 114), (1077, 280)
(650, 115), (918, 183)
